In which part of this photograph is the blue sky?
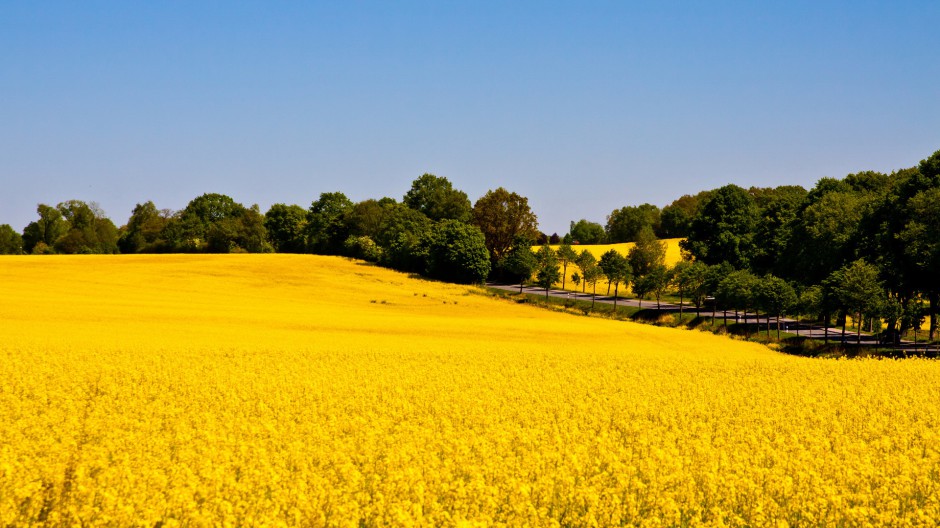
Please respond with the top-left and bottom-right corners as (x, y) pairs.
(2, 1), (939, 235)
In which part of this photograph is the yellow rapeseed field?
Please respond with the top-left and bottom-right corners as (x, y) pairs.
(2, 254), (939, 527)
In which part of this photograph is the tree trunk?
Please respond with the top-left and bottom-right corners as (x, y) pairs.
(824, 312), (829, 345)
(857, 310), (862, 345)
(592, 283), (596, 309)
(561, 264), (567, 290)
(930, 295), (938, 342)
(776, 314), (781, 340)
(679, 291), (684, 318)
(519, 281), (524, 294)
(613, 284), (618, 309)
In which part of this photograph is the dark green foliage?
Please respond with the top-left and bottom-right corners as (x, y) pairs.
(534, 245), (560, 297)
(119, 201), (172, 253)
(471, 187), (539, 263)
(404, 174), (472, 222)
(599, 249), (631, 307)
(605, 203), (661, 242)
(160, 194), (270, 253)
(423, 220), (491, 284)
(306, 192), (354, 255)
(556, 243), (578, 289)
(0, 224), (24, 254)
(567, 219), (606, 244)
(343, 235), (383, 262)
(22, 204), (68, 253)
(264, 203), (307, 253)
(671, 260), (708, 310)
(628, 227), (666, 278)
(502, 236), (538, 291)
(660, 192), (710, 239)
(681, 184), (757, 269)
(750, 186), (807, 275)
(754, 275), (798, 337)
(715, 269), (759, 315)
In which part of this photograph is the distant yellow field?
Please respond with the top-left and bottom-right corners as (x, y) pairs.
(2, 254), (939, 526)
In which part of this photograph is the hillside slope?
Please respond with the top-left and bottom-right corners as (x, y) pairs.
(1, 255), (938, 526)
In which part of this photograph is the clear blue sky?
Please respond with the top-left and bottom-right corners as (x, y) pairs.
(3, 1), (939, 235)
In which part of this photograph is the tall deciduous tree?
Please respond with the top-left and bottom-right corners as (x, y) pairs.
(681, 184), (757, 269)
(0, 224), (24, 254)
(556, 243), (578, 290)
(832, 260), (884, 344)
(503, 236), (538, 293)
(423, 220), (491, 284)
(471, 187), (539, 264)
(306, 192), (354, 255)
(755, 275), (798, 339)
(605, 204), (661, 242)
(671, 260), (708, 315)
(22, 204), (67, 253)
(534, 245), (560, 299)
(403, 173), (472, 222)
(599, 249), (631, 309)
(567, 219), (606, 244)
(628, 227), (667, 278)
(264, 203), (308, 253)
(575, 250), (598, 293)
(120, 201), (172, 253)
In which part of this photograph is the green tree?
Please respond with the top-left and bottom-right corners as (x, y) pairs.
(628, 227), (667, 278)
(796, 284), (823, 338)
(422, 220), (491, 284)
(376, 204), (433, 272)
(471, 187), (539, 264)
(605, 204), (661, 242)
(534, 245), (560, 299)
(343, 235), (383, 262)
(556, 243), (578, 290)
(681, 184), (757, 269)
(671, 260), (708, 316)
(660, 193), (708, 238)
(264, 203), (308, 253)
(306, 192), (354, 255)
(0, 224), (24, 254)
(22, 204), (68, 253)
(643, 264), (670, 310)
(567, 219), (606, 244)
(755, 275), (798, 339)
(502, 236), (538, 293)
(53, 200), (119, 254)
(716, 269), (758, 332)
(582, 258), (604, 309)
(403, 173), (472, 222)
(704, 262), (734, 323)
(898, 186), (940, 340)
(574, 250), (598, 294)
(119, 201), (172, 253)
(831, 259), (884, 344)
(599, 249), (631, 308)
(750, 186), (807, 275)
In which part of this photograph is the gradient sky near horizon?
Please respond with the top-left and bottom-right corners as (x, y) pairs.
(3, 1), (939, 235)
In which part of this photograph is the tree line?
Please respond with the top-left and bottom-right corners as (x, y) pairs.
(516, 149), (940, 346)
(0, 174), (542, 286)
(2, 148), (938, 344)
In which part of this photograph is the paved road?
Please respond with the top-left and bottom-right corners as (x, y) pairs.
(487, 283), (934, 352)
